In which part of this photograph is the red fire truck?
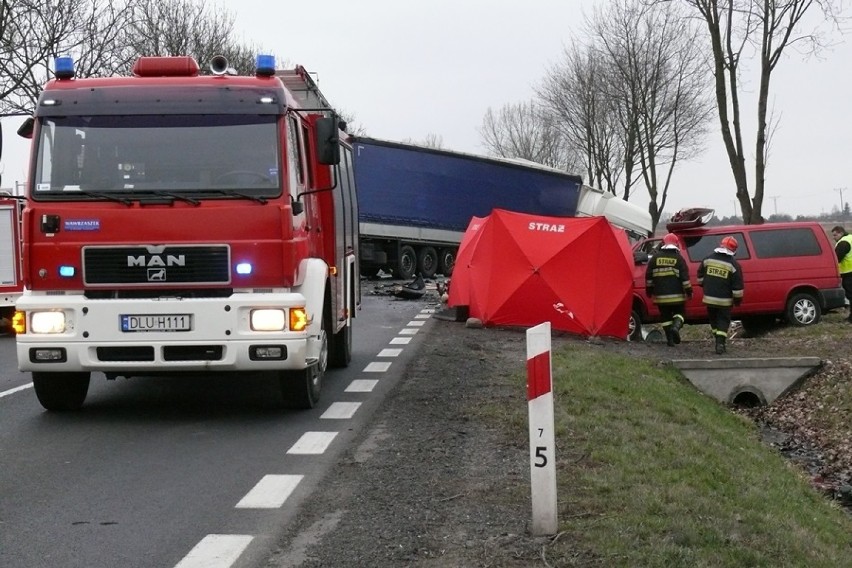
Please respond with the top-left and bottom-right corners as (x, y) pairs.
(12, 54), (359, 411)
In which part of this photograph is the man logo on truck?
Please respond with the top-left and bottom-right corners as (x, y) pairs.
(127, 254), (186, 267)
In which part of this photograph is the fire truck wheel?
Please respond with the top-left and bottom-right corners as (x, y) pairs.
(329, 322), (351, 368)
(398, 246), (417, 280)
(32, 372), (91, 411)
(281, 320), (328, 409)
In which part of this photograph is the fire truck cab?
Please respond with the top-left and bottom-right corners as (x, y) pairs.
(13, 54), (359, 411)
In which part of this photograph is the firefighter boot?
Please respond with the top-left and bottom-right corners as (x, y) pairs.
(664, 327), (675, 347)
(714, 335), (726, 355)
(671, 317), (683, 345)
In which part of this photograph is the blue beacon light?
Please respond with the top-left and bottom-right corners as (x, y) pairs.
(236, 262), (252, 275)
(59, 265), (76, 277)
(54, 56), (75, 79)
(255, 55), (275, 77)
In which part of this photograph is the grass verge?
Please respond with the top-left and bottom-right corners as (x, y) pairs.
(483, 343), (852, 567)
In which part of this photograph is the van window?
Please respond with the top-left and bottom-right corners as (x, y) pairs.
(683, 232), (748, 262)
(750, 227), (822, 258)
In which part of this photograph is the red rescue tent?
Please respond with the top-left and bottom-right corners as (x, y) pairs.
(448, 209), (634, 338)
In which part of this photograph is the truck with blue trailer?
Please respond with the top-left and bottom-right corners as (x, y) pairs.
(351, 136), (652, 279)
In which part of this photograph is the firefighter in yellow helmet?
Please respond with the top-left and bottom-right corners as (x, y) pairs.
(697, 235), (744, 355)
(645, 233), (692, 346)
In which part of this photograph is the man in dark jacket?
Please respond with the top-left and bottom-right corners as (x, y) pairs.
(645, 233), (692, 346)
(697, 235), (744, 355)
(831, 225), (852, 322)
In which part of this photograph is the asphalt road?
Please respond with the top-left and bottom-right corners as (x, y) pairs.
(0, 294), (434, 568)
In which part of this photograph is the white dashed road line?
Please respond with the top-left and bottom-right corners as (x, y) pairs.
(286, 431), (338, 455)
(321, 401), (361, 419)
(173, 307), (434, 568)
(173, 534), (253, 568)
(345, 379), (379, 392)
(235, 474), (303, 509)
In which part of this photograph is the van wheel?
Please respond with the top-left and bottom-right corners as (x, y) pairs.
(627, 310), (643, 341)
(785, 293), (821, 326)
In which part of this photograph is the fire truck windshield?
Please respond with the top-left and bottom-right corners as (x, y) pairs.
(32, 114), (281, 200)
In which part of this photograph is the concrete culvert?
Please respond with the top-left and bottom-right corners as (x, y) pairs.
(730, 387), (766, 408)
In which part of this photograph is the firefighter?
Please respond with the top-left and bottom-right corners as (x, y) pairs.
(697, 235), (744, 355)
(645, 233), (692, 346)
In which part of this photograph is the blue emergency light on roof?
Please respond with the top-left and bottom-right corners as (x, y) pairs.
(54, 56), (75, 79)
(256, 54), (275, 77)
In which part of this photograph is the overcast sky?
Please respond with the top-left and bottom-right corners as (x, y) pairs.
(3, 0), (850, 219)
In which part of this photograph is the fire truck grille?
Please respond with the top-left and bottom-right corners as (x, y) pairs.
(83, 246), (230, 285)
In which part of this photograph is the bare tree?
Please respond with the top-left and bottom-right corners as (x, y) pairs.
(538, 42), (627, 193)
(478, 100), (582, 171)
(672, 0), (843, 224)
(591, 0), (713, 229)
(0, 0), (135, 115)
(120, 0), (263, 75)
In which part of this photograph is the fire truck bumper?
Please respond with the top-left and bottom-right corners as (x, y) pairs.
(15, 293), (315, 374)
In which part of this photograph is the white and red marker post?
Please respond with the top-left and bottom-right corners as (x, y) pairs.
(526, 322), (558, 536)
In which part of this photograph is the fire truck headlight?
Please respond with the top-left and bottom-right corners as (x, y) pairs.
(250, 309), (286, 331)
(30, 311), (67, 334)
(290, 308), (308, 332)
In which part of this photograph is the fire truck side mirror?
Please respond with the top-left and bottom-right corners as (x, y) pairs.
(316, 117), (340, 166)
(17, 117), (34, 139)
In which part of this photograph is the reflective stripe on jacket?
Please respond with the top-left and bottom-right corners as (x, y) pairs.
(645, 249), (692, 305)
(697, 252), (743, 308)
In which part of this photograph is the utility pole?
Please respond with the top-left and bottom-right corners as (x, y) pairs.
(768, 195), (779, 216)
(835, 187), (847, 216)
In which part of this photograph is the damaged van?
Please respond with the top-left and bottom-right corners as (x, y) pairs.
(630, 210), (846, 340)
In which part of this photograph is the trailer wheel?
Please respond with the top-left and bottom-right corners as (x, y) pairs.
(32, 372), (91, 411)
(438, 248), (456, 276)
(398, 245), (417, 280)
(417, 246), (438, 278)
(280, 313), (327, 409)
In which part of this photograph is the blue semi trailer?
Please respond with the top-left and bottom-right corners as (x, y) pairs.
(351, 137), (651, 279)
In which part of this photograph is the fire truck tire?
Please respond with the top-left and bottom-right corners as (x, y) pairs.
(280, 316), (328, 409)
(398, 245), (417, 280)
(417, 246), (438, 278)
(329, 323), (351, 368)
(32, 372), (90, 411)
